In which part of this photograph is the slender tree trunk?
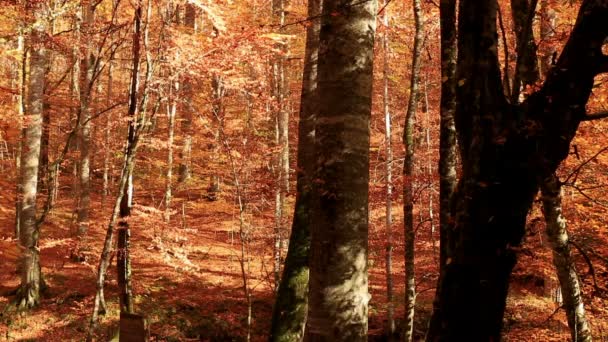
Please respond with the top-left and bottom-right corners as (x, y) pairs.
(381, 1), (395, 337)
(403, 1), (424, 340)
(87, 3), (144, 337)
(178, 4), (196, 183)
(15, 28), (26, 239)
(304, 0), (377, 340)
(102, 62), (113, 207)
(15, 0), (47, 309)
(76, 0), (96, 237)
(271, 0), (289, 290)
(165, 78), (177, 223)
(270, 0), (320, 339)
(539, 0), (556, 77)
(427, 0), (458, 337)
(540, 174), (592, 342)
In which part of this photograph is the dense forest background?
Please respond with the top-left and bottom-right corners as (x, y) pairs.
(0, 0), (607, 340)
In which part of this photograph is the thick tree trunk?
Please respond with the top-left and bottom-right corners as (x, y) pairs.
(270, 0), (320, 340)
(403, 1), (424, 340)
(15, 0), (47, 309)
(304, 0), (377, 340)
(427, 1), (608, 340)
(381, 0), (395, 338)
(540, 174), (592, 342)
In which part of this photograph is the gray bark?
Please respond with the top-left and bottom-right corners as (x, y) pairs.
(381, 0), (395, 338)
(540, 174), (592, 342)
(76, 0), (95, 236)
(15, 0), (48, 309)
(305, 0), (377, 340)
(403, 0), (424, 340)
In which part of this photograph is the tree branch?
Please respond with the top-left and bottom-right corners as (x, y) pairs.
(582, 111), (608, 121)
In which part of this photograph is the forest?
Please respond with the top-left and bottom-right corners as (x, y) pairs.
(0, 0), (608, 340)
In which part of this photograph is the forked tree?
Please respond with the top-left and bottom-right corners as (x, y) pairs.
(427, 0), (608, 340)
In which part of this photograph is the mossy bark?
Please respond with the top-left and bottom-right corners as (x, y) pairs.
(270, 0), (320, 340)
(304, 0), (377, 340)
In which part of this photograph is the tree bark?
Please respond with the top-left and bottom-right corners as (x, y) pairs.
(270, 0), (320, 340)
(76, 0), (96, 237)
(178, 4), (196, 183)
(426, 1), (608, 340)
(540, 174), (592, 342)
(403, 0), (424, 340)
(15, 0), (47, 309)
(539, 0), (556, 77)
(165, 76), (178, 223)
(428, 1), (457, 334)
(304, 0), (377, 340)
(381, 0), (395, 338)
(510, 0), (540, 102)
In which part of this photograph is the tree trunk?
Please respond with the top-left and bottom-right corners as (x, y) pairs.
(102, 62), (113, 207)
(178, 4), (196, 183)
(304, 0), (377, 340)
(381, 0), (395, 338)
(426, 1), (608, 340)
(15, 29), (26, 239)
(270, 0), (320, 339)
(165, 77), (178, 223)
(76, 0), (96, 237)
(539, 0), (556, 78)
(427, 1), (457, 329)
(15, 0), (47, 309)
(403, 0), (424, 340)
(540, 174), (592, 342)
(510, 0), (540, 102)
(271, 0), (289, 290)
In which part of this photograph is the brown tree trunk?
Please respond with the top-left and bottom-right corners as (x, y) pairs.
(304, 0), (377, 340)
(14, 0), (48, 309)
(76, 0), (96, 237)
(403, 0), (424, 340)
(270, 0), (321, 339)
(178, 4), (196, 183)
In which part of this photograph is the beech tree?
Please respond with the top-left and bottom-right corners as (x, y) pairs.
(270, 0), (320, 340)
(427, 0), (608, 340)
(305, 0), (377, 340)
(14, 0), (48, 309)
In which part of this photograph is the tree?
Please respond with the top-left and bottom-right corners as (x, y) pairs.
(76, 0), (96, 238)
(512, 0), (592, 338)
(305, 0), (377, 340)
(14, 0), (48, 309)
(270, 0), (320, 340)
(403, 0), (424, 340)
(426, 0), (608, 340)
(380, 0), (395, 337)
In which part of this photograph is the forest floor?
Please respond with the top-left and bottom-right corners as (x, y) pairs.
(1, 122), (608, 341)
